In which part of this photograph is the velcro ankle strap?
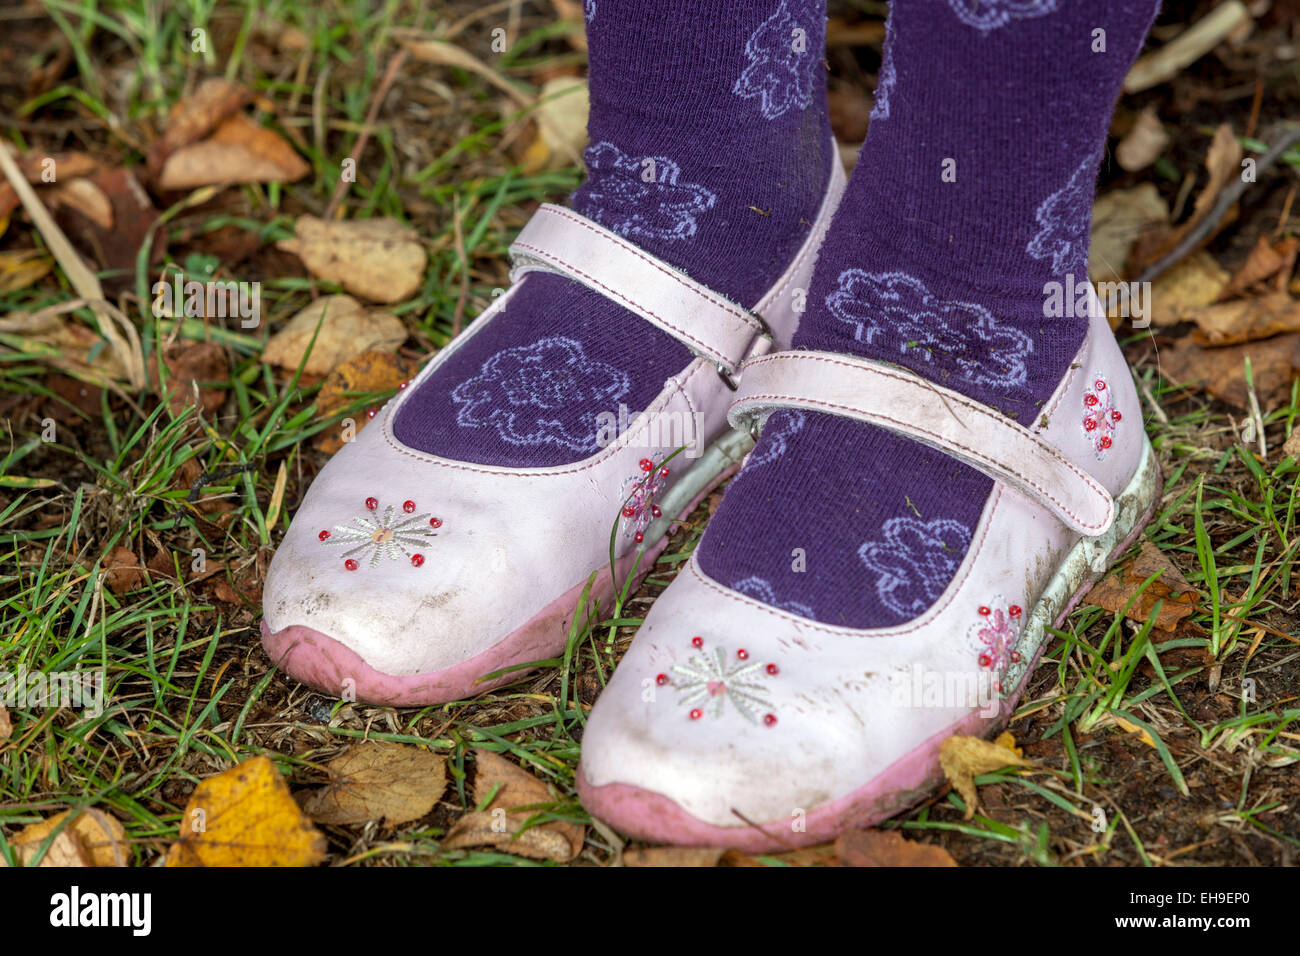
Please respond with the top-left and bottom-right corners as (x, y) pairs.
(509, 204), (768, 374)
(727, 350), (1115, 537)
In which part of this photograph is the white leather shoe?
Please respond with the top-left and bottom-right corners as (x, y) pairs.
(577, 286), (1161, 849)
(260, 158), (847, 705)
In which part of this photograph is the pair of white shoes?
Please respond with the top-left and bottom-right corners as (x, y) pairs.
(261, 156), (1160, 849)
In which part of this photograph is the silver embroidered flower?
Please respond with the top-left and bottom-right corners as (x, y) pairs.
(673, 647), (774, 722)
(321, 499), (440, 569)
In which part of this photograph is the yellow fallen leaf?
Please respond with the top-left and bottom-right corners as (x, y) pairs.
(834, 829), (958, 867)
(262, 295), (407, 377)
(165, 755), (327, 867)
(1147, 251), (1229, 327)
(939, 734), (1030, 820)
(2, 809), (128, 867)
(1110, 714), (1158, 749)
(0, 703), (10, 740)
(300, 741), (447, 826)
(159, 113), (311, 190)
(312, 349), (415, 453)
(277, 215), (427, 304)
(0, 249), (53, 293)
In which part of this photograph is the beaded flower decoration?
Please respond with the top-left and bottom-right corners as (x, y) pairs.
(319, 497), (442, 571)
(657, 636), (779, 726)
(1082, 375), (1121, 459)
(620, 458), (669, 544)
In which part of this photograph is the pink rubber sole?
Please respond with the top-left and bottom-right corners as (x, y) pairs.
(577, 463), (1164, 852)
(261, 466), (739, 706)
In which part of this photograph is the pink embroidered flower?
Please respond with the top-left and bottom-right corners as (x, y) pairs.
(970, 601), (1024, 695)
(1082, 375), (1121, 458)
(319, 497), (441, 571)
(620, 459), (669, 544)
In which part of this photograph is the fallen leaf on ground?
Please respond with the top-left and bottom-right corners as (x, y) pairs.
(0, 249), (53, 293)
(623, 846), (725, 867)
(1124, 1), (1252, 93)
(1283, 427), (1300, 460)
(1161, 332), (1300, 409)
(1219, 235), (1298, 299)
(1116, 106), (1170, 171)
(1189, 293), (1300, 346)
(834, 829), (958, 867)
(148, 78), (252, 179)
(441, 749), (584, 861)
(1, 809), (129, 867)
(313, 349), (415, 453)
(1089, 185), (1168, 284)
(166, 755), (327, 866)
(1148, 251), (1230, 326)
(522, 76), (588, 172)
(0, 307), (129, 381)
(300, 741), (447, 826)
(1108, 713), (1158, 749)
(939, 733), (1030, 820)
(50, 167), (163, 295)
(1129, 125), (1242, 273)
(149, 341), (229, 417)
(262, 295), (407, 376)
(158, 113), (310, 191)
(45, 176), (114, 229)
(1087, 541), (1198, 631)
(277, 216), (426, 303)
(0, 704), (10, 740)
(103, 545), (145, 594)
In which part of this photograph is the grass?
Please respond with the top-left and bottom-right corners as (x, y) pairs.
(2, 0), (1299, 866)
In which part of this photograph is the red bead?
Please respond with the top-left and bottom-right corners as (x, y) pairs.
(634, 531), (644, 543)
(1010, 651), (1021, 663)
(691, 636), (703, 648)
(765, 664), (779, 676)
(639, 458), (654, 472)
(763, 713), (777, 727)
(429, 517), (442, 529)
(622, 506), (636, 518)
(1009, 605), (1022, 618)
(403, 500), (416, 513)
(978, 606), (991, 616)
(655, 673), (667, 686)
(993, 681), (1003, 694)
(736, 649), (748, 660)
(367, 408), (377, 419)
(1085, 394), (1098, 406)
(318, 530), (330, 541)
(1111, 410), (1122, 422)
(978, 653), (991, 667)
(1095, 380), (1106, 391)
(344, 559), (358, 571)
(659, 466), (669, 477)
(650, 505), (662, 518)
(689, 708), (703, 720)
(410, 554), (424, 567)
(398, 381), (408, 389)
(1100, 436), (1112, 449)
(365, 497), (378, 510)
(1084, 419), (1096, 431)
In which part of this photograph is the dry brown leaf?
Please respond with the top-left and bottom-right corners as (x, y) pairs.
(166, 755), (327, 867)
(623, 846), (725, 867)
(1282, 426), (1300, 461)
(441, 749), (584, 861)
(148, 78), (252, 178)
(103, 545), (145, 594)
(1, 809), (128, 867)
(300, 741), (447, 826)
(277, 216), (426, 304)
(0, 249), (53, 293)
(0, 306), (129, 381)
(313, 349), (415, 453)
(15, 150), (100, 183)
(939, 733), (1030, 819)
(1220, 236), (1298, 299)
(1162, 332), (1300, 409)
(1148, 251), (1230, 326)
(262, 295), (407, 376)
(46, 177), (114, 229)
(159, 113), (310, 190)
(0, 704), (10, 741)
(834, 829), (958, 867)
(400, 38), (531, 107)
(1129, 125), (1243, 273)
(148, 341), (230, 417)
(1116, 106), (1170, 172)
(1189, 293), (1300, 346)
(1089, 185), (1169, 284)
(51, 167), (163, 295)
(1124, 1), (1252, 93)
(522, 76), (589, 172)
(1087, 541), (1198, 632)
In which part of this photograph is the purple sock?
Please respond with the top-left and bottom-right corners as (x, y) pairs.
(699, 0), (1160, 628)
(394, 0), (832, 466)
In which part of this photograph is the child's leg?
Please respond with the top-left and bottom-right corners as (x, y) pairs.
(698, 0), (1162, 627)
(391, 0), (832, 466)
